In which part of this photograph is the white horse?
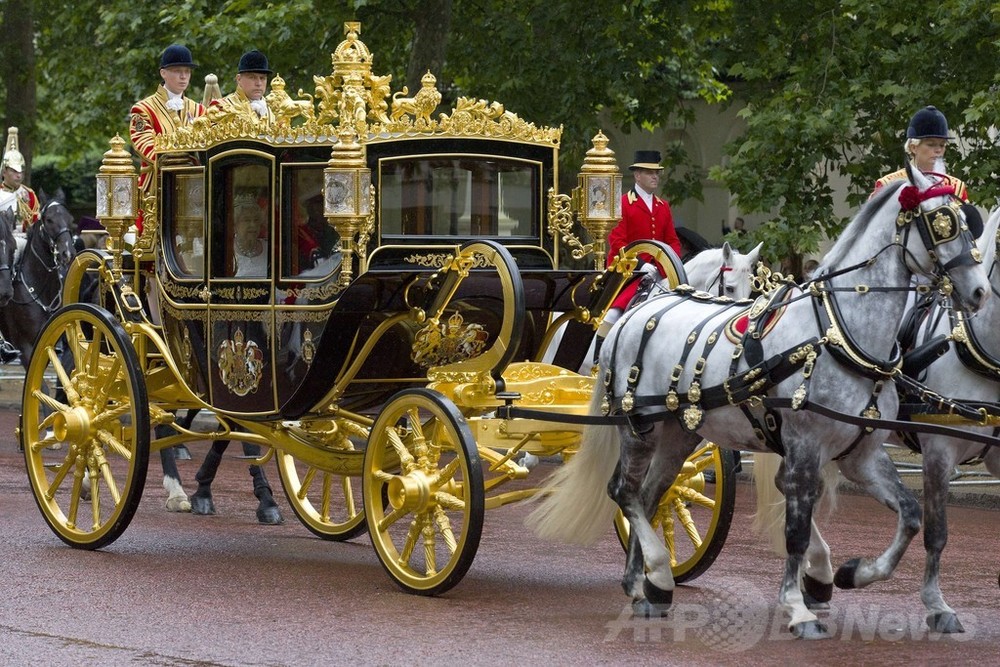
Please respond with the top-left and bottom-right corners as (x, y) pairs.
(527, 164), (993, 639)
(551, 241), (763, 374)
(755, 207), (1000, 634)
(682, 240), (763, 300)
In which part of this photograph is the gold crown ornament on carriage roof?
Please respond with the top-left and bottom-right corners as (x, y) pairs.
(2, 126), (26, 172)
(154, 21), (561, 152)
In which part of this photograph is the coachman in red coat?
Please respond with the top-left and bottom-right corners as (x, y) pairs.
(606, 150), (681, 310)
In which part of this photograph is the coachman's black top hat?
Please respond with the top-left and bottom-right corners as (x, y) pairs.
(160, 44), (197, 69)
(629, 150), (664, 171)
(238, 50), (273, 74)
(906, 106), (950, 140)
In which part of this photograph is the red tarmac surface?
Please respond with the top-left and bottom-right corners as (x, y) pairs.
(1, 406), (999, 665)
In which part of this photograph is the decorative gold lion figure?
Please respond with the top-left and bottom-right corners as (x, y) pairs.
(390, 70), (442, 123)
(266, 74), (315, 128)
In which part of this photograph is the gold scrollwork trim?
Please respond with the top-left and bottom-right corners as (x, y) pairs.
(276, 308), (334, 325)
(161, 300), (209, 323)
(281, 281), (344, 300)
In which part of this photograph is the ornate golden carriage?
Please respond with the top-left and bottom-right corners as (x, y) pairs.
(21, 23), (734, 595)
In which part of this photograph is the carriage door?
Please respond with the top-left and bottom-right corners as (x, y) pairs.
(206, 152), (277, 414)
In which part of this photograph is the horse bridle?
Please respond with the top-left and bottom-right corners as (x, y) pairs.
(705, 264), (733, 297)
(12, 200), (73, 313)
(35, 200), (74, 268)
(810, 182), (981, 380)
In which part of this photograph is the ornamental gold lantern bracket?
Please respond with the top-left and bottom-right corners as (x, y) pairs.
(575, 131), (622, 269)
(546, 130), (622, 270)
(95, 135), (138, 277)
(325, 126), (372, 286)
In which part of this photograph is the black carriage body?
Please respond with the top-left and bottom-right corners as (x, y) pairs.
(155, 135), (601, 417)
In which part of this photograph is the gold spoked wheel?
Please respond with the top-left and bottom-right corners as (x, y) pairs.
(276, 441), (367, 541)
(614, 443), (736, 582)
(363, 388), (484, 596)
(22, 303), (150, 550)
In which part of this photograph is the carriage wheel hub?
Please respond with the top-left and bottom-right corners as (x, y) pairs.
(387, 472), (432, 512)
(52, 406), (93, 444)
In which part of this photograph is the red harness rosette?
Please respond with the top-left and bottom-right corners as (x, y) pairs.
(898, 183), (956, 211)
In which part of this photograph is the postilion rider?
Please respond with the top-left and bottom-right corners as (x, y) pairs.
(872, 106), (982, 257)
(872, 105), (969, 203)
(591, 149), (681, 366)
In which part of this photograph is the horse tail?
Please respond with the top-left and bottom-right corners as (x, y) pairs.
(525, 385), (621, 544)
(751, 452), (840, 557)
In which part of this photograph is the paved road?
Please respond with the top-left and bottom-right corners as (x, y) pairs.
(2, 407), (999, 665)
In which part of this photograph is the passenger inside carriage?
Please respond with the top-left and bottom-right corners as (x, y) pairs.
(294, 192), (339, 273)
(231, 196), (268, 277)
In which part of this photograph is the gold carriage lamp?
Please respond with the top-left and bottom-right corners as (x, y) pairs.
(95, 134), (138, 273)
(325, 125), (372, 286)
(575, 130), (622, 270)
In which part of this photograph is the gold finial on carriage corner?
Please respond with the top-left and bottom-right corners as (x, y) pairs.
(95, 134), (138, 273)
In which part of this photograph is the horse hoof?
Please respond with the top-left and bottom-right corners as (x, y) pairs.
(631, 597), (671, 619)
(174, 445), (192, 461)
(834, 558), (860, 590)
(257, 506), (284, 525)
(927, 612), (965, 634)
(165, 496), (192, 513)
(790, 620), (829, 639)
(190, 495), (216, 515)
(803, 573), (833, 608)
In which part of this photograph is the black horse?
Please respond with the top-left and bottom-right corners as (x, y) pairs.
(157, 410), (284, 524)
(0, 198), (76, 369)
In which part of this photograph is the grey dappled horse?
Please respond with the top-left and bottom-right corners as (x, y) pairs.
(527, 165), (991, 639)
(756, 207), (1000, 634)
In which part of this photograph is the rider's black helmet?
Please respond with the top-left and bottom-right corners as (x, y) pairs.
(238, 50), (273, 75)
(906, 106), (950, 140)
(160, 44), (197, 70)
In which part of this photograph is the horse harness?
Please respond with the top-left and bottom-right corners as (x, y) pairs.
(497, 182), (1000, 453)
(507, 181), (1000, 453)
(895, 261), (1000, 460)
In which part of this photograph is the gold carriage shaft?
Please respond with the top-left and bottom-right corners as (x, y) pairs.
(22, 22), (734, 596)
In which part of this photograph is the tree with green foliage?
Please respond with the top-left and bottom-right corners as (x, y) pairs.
(12, 0), (1000, 272)
(13, 1), (729, 204)
(711, 0), (1000, 271)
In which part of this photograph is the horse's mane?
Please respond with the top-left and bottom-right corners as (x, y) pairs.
(815, 180), (903, 276)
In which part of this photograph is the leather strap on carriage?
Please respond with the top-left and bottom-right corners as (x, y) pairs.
(900, 335), (950, 378)
(728, 284), (798, 455)
(894, 371), (997, 424)
(655, 308), (733, 432)
(602, 293), (691, 402)
(948, 307), (1000, 381)
(752, 397), (1000, 449)
(811, 282), (902, 379)
(503, 338), (821, 428)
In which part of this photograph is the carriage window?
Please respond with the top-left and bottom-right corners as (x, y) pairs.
(379, 156), (537, 237)
(212, 162), (270, 278)
(170, 174), (205, 278)
(282, 167), (341, 279)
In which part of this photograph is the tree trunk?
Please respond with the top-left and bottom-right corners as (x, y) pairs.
(2, 0), (37, 178)
(405, 0), (452, 95)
